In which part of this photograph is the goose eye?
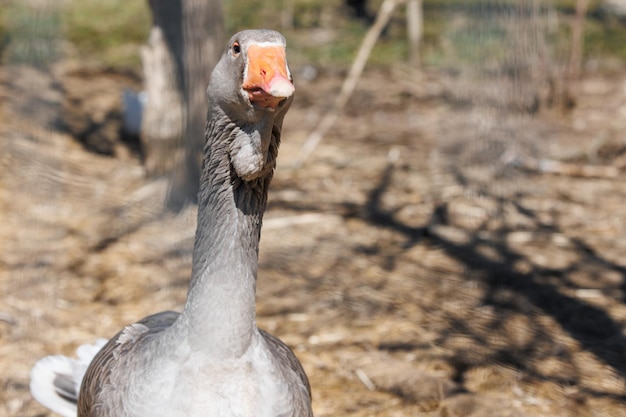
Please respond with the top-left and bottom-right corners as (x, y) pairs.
(232, 42), (241, 55)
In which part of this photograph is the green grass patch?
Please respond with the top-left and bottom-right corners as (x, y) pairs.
(584, 17), (626, 62)
(64, 0), (150, 69)
(1, 0), (150, 69)
(1, 0), (624, 73)
(1, 1), (63, 65)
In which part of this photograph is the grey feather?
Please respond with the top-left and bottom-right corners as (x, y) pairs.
(31, 29), (312, 417)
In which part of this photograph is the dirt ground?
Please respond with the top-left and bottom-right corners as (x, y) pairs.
(1, 59), (626, 417)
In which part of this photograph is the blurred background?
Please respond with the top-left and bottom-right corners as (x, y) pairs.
(1, 1), (626, 416)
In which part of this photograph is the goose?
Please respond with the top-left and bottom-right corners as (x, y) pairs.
(30, 29), (313, 417)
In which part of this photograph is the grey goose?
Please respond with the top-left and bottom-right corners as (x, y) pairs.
(30, 29), (313, 417)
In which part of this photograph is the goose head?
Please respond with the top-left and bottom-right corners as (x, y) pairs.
(207, 29), (294, 181)
(209, 29), (294, 122)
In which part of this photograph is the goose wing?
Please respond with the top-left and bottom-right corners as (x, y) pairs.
(260, 329), (313, 417)
(77, 310), (179, 417)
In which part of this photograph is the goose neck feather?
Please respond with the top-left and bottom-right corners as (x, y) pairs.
(172, 105), (282, 358)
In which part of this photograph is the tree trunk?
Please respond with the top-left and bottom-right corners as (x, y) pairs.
(406, 0), (423, 67)
(142, 0), (224, 210)
(173, 0), (224, 209)
(140, 26), (184, 176)
(564, 0), (588, 108)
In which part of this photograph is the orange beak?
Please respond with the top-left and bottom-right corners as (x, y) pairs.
(242, 44), (295, 110)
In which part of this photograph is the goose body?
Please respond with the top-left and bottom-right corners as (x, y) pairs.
(30, 29), (312, 417)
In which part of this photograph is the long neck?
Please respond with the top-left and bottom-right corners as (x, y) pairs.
(176, 108), (277, 358)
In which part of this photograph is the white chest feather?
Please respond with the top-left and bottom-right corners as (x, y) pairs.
(121, 338), (293, 417)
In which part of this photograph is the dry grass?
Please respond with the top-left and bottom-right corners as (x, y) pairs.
(2, 62), (626, 417)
